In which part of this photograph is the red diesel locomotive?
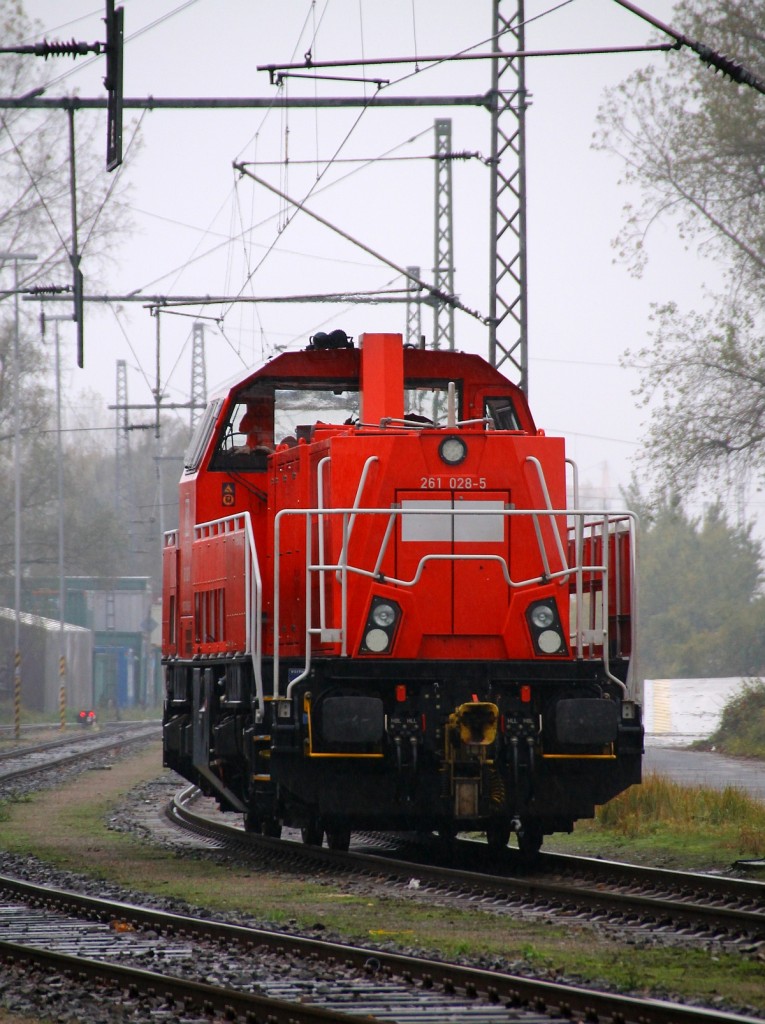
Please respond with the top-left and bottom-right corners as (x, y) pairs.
(162, 330), (643, 856)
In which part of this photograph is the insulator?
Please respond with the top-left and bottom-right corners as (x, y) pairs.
(26, 284), (72, 295)
(693, 42), (760, 89)
(32, 39), (100, 60)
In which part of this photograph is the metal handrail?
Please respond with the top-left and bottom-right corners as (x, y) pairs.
(192, 512), (265, 720)
(273, 504), (637, 700)
(524, 455), (570, 580)
(335, 454), (379, 580)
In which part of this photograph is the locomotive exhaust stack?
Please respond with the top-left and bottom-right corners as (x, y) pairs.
(359, 332), (404, 425)
(162, 329), (643, 857)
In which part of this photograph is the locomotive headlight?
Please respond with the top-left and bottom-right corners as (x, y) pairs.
(361, 597), (401, 655)
(530, 604), (555, 629)
(438, 435), (467, 466)
(526, 600), (567, 657)
(371, 602), (397, 628)
(364, 628), (390, 653)
(537, 629), (563, 654)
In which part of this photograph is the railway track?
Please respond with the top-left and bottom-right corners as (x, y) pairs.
(167, 786), (765, 957)
(0, 722), (159, 788)
(0, 743), (762, 1022)
(0, 870), (761, 1024)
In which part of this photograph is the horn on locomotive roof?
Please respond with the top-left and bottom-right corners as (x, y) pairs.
(308, 328), (354, 350)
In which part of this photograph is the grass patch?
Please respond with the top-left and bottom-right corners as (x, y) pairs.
(0, 742), (764, 1015)
(545, 771), (765, 872)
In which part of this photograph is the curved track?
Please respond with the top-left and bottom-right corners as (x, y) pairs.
(1, 744), (762, 1022)
(0, 870), (762, 1024)
(168, 786), (765, 955)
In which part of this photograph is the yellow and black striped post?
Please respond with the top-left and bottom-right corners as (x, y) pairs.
(59, 655), (67, 730)
(13, 650), (21, 741)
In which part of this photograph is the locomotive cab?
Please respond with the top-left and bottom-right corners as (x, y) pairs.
(162, 330), (643, 857)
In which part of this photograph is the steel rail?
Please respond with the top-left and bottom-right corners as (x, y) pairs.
(0, 870), (760, 1024)
(0, 939), (371, 1024)
(0, 723), (158, 785)
(169, 788), (765, 943)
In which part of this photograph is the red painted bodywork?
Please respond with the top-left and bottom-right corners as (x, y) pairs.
(162, 336), (626, 669)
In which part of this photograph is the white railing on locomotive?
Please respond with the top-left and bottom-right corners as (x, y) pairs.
(191, 511), (265, 722)
(524, 456), (570, 581)
(272, 504), (632, 700)
(563, 453), (637, 687)
(568, 513), (634, 641)
(566, 511), (638, 696)
(316, 454), (380, 640)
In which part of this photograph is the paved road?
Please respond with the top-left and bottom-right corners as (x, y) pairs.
(644, 744), (765, 802)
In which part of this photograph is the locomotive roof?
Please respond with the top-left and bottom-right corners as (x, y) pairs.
(212, 342), (535, 426)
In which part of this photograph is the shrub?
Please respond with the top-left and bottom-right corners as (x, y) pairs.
(706, 679), (765, 757)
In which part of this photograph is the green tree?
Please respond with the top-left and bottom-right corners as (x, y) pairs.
(595, 0), (765, 291)
(627, 484), (765, 678)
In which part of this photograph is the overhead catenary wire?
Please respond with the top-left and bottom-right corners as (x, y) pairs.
(234, 163), (488, 326)
(259, 43), (676, 84)
(0, 114), (70, 254)
(135, 121), (434, 299)
(80, 107), (147, 255)
(223, 93), (381, 318)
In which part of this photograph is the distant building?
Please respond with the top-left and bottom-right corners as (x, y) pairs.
(0, 608), (93, 713)
(643, 677), (750, 746)
(9, 576), (160, 710)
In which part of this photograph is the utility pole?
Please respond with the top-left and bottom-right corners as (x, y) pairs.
(114, 359), (135, 570)
(405, 266), (423, 348)
(1, 252), (36, 739)
(43, 314), (73, 728)
(152, 310), (165, 548)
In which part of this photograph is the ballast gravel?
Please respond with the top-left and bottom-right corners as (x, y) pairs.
(0, 743), (760, 1023)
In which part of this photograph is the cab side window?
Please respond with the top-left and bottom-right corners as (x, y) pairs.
(484, 396), (521, 431)
(210, 399), (274, 472)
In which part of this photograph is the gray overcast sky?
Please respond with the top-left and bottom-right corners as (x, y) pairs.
(18, 0), (718, 509)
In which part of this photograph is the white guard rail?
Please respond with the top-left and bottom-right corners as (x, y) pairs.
(273, 503), (638, 702)
(167, 496), (637, 718)
(191, 512), (265, 722)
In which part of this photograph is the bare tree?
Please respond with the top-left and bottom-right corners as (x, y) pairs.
(595, 1), (765, 292)
(596, 0), (765, 495)
(0, 0), (136, 578)
(624, 301), (765, 490)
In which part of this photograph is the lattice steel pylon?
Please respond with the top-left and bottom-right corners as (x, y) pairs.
(488, 0), (528, 392)
(433, 119), (455, 352)
(405, 265), (423, 347)
(115, 359), (129, 511)
(190, 321), (207, 430)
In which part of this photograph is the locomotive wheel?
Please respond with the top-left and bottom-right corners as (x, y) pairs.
(301, 821), (324, 846)
(485, 820), (511, 853)
(243, 810), (260, 833)
(436, 825), (457, 860)
(260, 817), (283, 839)
(516, 822), (543, 862)
(325, 826), (351, 852)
